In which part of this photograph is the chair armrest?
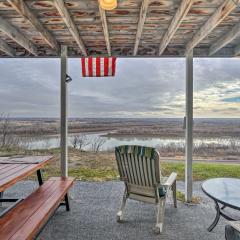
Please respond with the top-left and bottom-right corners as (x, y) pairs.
(228, 221), (240, 232)
(163, 172), (177, 187)
(225, 223), (240, 240)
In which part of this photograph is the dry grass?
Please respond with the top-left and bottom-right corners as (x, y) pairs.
(3, 118), (240, 138)
(176, 191), (201, 204)
(1, 147), (239, 182)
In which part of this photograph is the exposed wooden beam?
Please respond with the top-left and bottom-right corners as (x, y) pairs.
(159, 0), (194, 56)
(7, 0), (59, 53)
(209, 22), (240, 56)
(0, 38), (15, 56)
(185, 0), (239, 55)
(53, 0), (87, 56)
(0, 16), (37, 55)
(99, 5), (111, 56)
(133, 0), (149, 56)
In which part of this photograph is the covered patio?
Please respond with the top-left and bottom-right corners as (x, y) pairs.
(0, 0), (240, 239)
(2, 180), (229, 240)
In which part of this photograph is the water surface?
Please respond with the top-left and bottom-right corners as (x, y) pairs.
(20, 133), (240, 151)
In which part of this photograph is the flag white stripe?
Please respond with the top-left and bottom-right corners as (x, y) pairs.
(109, 58), (112, 76)
(92, 58), (96, 76)
(100, 58), (104, 76)
(85, 58), (89, 76)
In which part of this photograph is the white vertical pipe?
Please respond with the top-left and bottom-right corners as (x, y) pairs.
(60, 45), (68, 177)
(185, 50), (193, 202)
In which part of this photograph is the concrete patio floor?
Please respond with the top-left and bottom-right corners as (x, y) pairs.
(1, 181), (232, 240)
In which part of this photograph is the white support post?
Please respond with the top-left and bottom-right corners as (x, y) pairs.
(60, 45), (68, 178)
(185, 50), (193, 202)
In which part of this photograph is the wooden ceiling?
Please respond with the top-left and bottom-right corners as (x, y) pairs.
(0, 0), (240, 57)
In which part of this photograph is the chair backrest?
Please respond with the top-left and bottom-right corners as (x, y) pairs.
(115, 145), (161, 188)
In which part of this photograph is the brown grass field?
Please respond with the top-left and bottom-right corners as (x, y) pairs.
(0, 118), (239, 162)
(3, 118), (240, 138)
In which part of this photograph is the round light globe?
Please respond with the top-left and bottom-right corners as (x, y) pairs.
(99, 0), (117, 10)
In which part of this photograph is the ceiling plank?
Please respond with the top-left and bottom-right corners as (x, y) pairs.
(0, 16), (38, 55)
(99, 4), (111, 56)
(185, 0), (239, 55)
(7, 0), (59, 53)
(53, 0), (87, 56)
(133, 0), (149, 56)
(0, 38), (15, 56)
(209, 22), (240, 56)
(159, 0), (194, 56)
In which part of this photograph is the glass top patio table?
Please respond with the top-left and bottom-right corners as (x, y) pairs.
(202, 178), (240, 210)
(202, 178), (240, 232)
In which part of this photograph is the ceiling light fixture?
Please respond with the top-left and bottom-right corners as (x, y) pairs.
(99, 0), (117, 10)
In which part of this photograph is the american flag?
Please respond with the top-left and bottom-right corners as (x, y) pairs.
(81, 57), (116, 77)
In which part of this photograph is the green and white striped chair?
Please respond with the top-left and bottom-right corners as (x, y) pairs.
(115, 145), (177, 233)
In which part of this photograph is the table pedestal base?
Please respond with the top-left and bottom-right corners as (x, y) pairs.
(208, 200), (238, 232)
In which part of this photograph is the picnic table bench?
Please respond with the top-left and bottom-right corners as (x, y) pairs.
(0, 156), (74, 240)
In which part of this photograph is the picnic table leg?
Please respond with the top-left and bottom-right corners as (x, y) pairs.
(208, 200), (220, 232)
(64, 194), (70, 211)
(37, 170), (43, 186)
(60, 194), (70, 211)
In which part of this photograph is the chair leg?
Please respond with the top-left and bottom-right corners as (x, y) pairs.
(156, 199), (166, 234)
(0, 192), (3, 207)
(172, 180), (177, 208)
(117, 188), (127, 223)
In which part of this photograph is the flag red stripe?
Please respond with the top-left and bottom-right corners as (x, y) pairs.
(81, 57), (116, 77)
(96, 57), (100, 76)
(104, 58), (109, 76)
(81, 58), (86, 77)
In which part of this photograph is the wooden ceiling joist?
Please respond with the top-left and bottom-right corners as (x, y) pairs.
(209, 21), (240, 56)
(0, 16), (38, 56)
(98, 5), (111, 56)
(0, 0), (240, 58)
(7, 0), (59, 53)
(185, 0), (239, 55)
(0, 38), (15, 56)
(158, 0), (194, 56)
(53, 0), (87, 56)
(133, 0), (149, 56)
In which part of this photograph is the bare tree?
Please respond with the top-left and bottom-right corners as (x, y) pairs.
(90, 137), (106, 152)
(0, 114), (23, 148)
(0, 114), (10, 147)
(71, 134), (90, 150)
(71, 135), (78, 149)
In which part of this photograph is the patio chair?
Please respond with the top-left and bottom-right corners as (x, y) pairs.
(115, 145), (177, 233)
(225, 222), (240, 240)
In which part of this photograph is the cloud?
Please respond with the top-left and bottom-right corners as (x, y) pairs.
(0, 58), (239, 118)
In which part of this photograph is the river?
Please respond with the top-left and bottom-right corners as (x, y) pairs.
(19, 132), (240, 151)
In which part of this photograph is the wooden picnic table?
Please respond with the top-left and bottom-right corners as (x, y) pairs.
(0, 155), (53, 218)
(0, 155), (53, 192)
(0, 155), (74, 239)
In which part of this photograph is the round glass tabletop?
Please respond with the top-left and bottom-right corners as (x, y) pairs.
(202, 178), (240, 210)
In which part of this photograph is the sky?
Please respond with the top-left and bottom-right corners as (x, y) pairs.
(0, 58), (239, 118)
